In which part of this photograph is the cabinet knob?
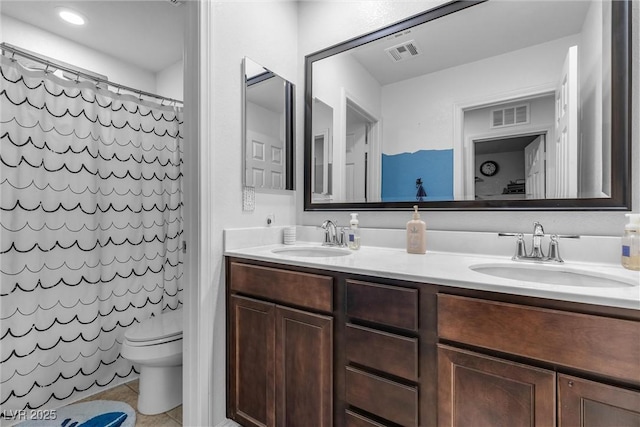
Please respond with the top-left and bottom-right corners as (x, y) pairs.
(568, 380), (574, 387)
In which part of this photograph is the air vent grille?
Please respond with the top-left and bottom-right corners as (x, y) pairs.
(385, 40), (421, 63)
(491, 104), (530, 128)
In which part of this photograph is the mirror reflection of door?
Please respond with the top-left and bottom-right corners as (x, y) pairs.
(246, 130), (283, 189)
(345, 99), (376, 203)
(312, 99), (333, 201)
(551, 45), (579, 199)
(524, 135), (546, 199)
(463, 91), (556, 200)
(474, 134), (545, 200)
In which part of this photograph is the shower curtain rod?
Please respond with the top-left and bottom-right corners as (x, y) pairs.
(1, 42), (183, 106)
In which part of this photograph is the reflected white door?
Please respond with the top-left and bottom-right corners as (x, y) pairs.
(246, 129), (284, 189)
(345, 131), (367, 202)
(525, 135), (546, 199)
(552, 45), (578, 198)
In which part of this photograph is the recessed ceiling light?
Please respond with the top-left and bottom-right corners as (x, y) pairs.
(56, 8), (87, 26)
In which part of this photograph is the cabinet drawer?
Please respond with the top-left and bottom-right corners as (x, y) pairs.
(345, 410), (387, 427)
(438, 294), (640, 383)
(346, 323), (418, 381)
(229, 262), (333, 312)
(346, 366), (418, 427)
(346, 280), (418, 331)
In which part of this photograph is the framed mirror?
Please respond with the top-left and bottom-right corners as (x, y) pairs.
(243, 57), (295, 191)
(304, 0), (631, 210)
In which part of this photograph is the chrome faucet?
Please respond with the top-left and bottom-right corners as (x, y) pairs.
(530, 221), (546, 259)
(321, 220), (345, 247)
(499, 222), (579, 263)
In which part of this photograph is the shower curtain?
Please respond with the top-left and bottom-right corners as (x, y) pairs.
(0, 55), (183, 413)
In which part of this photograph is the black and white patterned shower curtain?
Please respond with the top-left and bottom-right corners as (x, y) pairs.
(0, 55), (183, 412)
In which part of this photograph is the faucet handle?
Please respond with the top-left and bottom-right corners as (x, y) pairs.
(545, 234), (579, 263)
(498, 232), (527, 260)
(338, 227), (347, 247)
(513, 233), (527, 259)
(546, 235), (563, 262)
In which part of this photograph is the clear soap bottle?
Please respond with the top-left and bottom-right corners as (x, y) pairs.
(347, 213), (360, 250)
(622, 213), (640, 271)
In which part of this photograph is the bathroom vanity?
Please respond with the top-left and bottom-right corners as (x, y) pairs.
(225, 243), (640, 427)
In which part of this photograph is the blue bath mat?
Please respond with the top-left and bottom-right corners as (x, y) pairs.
(17, 401), (135, 427)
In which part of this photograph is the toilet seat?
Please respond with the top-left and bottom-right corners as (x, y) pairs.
(125, 309), (183, 345)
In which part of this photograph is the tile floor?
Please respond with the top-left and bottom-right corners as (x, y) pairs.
(77, 380), (182, 426)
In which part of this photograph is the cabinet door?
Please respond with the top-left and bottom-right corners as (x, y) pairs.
(230, 295), (276, 427)
(275, 306), (333, 427)
(438, 344), (556, 427)
(559, 374), (640, 427)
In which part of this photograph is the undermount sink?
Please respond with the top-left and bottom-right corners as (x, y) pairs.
(470, 263), (637, 288)
(271, 245), (351, 258)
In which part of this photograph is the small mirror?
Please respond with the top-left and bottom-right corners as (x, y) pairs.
(243, 57), (294, 191)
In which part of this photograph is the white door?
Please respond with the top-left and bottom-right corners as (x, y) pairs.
(525, 135), (546, 199)
(552, 45), (578, 198)
(246, 130), (284, 189)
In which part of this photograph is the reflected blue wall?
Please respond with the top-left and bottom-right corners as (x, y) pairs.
(381, 149), (454, 202)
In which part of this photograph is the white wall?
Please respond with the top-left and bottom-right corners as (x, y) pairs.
(382, 36), (577, 155)
(203, 2), (298, 425)
(298, 0), (640, 237)
(314, 51), (382, 201)
(156, 58), (184, 100)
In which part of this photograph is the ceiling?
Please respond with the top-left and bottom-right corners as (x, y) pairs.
(0, 0), (186, 73)
(351, 0), (591, 86)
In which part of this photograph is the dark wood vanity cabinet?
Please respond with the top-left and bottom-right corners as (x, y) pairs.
(344, 280), (421, 426)
(227, 257), (640, 427)
(438, 294), (640, 427)
(438, 344), (556, 427)
(227, 261), (333, 427)
(558, 374), (640, 426)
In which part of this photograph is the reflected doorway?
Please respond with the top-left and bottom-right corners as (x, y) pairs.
(345, 99), (377, 203)
(474, 133), (546, 200)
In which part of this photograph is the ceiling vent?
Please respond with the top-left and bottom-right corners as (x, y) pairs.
(166, 0), (183, 6)
(385, 40), (420, 63)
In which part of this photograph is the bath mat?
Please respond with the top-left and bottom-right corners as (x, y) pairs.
(16, 400), (135, 427)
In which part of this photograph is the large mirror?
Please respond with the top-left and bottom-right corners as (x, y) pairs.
(304, 0), (631, 210)
(243, 57), (294, 191)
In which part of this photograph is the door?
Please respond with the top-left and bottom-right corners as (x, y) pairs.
(552, 45), (578, 198)
(246, 129), (285, 189)
(275, 306), (333, 427)
(559, 374), (640, 427)
(230, 296), (276, 427)
(524, 135), (546, 199)
(438, 344), (556, 427)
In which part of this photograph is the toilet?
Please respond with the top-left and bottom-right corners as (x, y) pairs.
(121, 309), (183, 415)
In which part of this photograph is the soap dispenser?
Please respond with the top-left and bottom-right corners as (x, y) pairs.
(347, 213), (360, 250)
(406, 205), (426, 254)
(622, 213), (640, 270)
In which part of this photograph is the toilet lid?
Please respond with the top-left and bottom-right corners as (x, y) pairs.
(125, 309), (183, 342)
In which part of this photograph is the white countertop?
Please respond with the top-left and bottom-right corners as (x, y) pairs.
(225, 242), (640, 311)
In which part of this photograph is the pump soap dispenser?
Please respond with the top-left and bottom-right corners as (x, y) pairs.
(622, 213), (640, 271)
(347, 213), (361, 250)
(406, 205), (426, 254)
